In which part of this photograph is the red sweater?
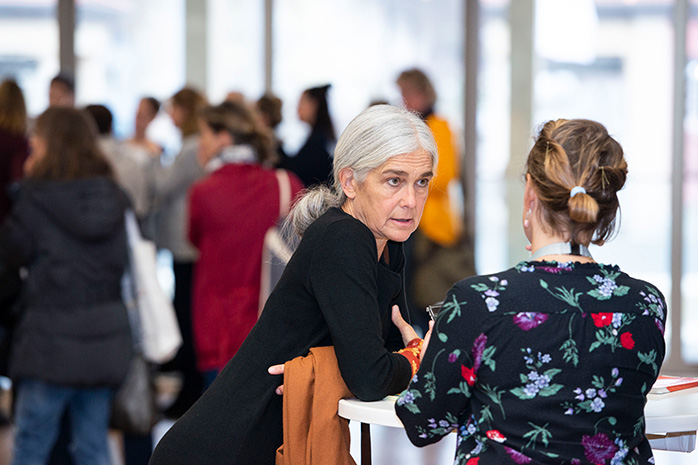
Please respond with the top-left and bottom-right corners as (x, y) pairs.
(189, 163), (303, 371)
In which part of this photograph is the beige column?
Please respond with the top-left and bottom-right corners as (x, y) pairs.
(506, 0), (535, 265)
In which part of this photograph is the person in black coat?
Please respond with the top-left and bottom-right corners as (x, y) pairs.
(149, 104), (438, 464)
(0, 107), (131, 465)
(282, 84), (336, 187)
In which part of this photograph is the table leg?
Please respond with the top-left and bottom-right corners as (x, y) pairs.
(361, 422), (372, 465)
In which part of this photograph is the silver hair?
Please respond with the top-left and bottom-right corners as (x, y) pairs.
(284, 104), (438, 241)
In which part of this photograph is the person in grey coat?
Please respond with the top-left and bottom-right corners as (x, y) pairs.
(148, 87), (206, 418)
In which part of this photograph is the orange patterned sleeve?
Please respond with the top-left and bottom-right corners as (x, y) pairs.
(396, 338), (423, 378)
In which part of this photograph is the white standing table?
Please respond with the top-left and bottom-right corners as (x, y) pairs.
(339, 389), (698, 465)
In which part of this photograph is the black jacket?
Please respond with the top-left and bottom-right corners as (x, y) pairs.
(283, 129), (334, 187)
(0, 176), (131, 387)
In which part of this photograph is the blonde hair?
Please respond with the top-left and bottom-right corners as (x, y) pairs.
(171, 87), (206, 138)
(526, 119), (627, 246)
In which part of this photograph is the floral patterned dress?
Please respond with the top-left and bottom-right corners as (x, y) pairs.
(395, 261), (667, 465)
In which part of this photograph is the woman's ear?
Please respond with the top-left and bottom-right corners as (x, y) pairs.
(338, 167), (357, 199)
(523, 174), (537, 213)
(218, 130), (233, 149)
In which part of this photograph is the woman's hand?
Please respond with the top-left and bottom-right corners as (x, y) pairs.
(391, 305), (419, 346)
(268, 364), (285, 395)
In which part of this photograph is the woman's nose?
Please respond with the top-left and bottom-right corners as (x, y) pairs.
(401, 185), (417, 208)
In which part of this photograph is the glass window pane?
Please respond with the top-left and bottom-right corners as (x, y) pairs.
(207, 0), (264, 103)
(681, 1), (698, 362)
(0, 1), (59, 116)
(273, 0), (464, 154)
(532, 0), (673, 301)
(76, 0), (185, 152)
(476, 0), (511, 275)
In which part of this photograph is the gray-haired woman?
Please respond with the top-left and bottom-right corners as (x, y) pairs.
(150, 104), (437, 464)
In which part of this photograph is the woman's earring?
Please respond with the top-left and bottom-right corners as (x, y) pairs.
(523, 209), (531, 229)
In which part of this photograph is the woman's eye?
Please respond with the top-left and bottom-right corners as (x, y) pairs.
(387, 178), (400, 186)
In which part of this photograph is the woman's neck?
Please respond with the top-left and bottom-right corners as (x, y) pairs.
(530, 231), (595, 264)
(341, 202), (386, 260)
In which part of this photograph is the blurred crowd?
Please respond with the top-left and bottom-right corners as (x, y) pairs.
(0, 67), (471, 465)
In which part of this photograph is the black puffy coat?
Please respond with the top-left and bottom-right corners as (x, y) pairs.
(0, 176), (131, 387)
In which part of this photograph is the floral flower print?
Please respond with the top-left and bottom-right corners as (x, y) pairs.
(472, 334), (487, 372)
(638, 287), (666, 323)
(459, 416), (478, 440)
(592, 313), (613, 327)
(471, 276), (508, 312)
(587, 270), (629, 300)
(655, 318), (665, 335)
(511, 349), (563, 399)
(620, 332), (635, 349)
(513, 312), (548, 331)
(610, 438), (629, 465)
(563, 368), (622, 416)
(486, 430), (506, 443)
(396, 388), (422, 414)
(538, 264), (572, 274)
(637, 287), (667, 336)
(517, 263), (535, 273)
(582, 433), (618, 463)
(589, 312), (638, 353)
(461, 364), (477, 386)
(505, 446), (532, 464)
(456, 334), (496, 391)
(426, 415), (458, 435)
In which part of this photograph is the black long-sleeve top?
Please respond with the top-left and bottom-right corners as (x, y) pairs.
(150, 207), (412, 465)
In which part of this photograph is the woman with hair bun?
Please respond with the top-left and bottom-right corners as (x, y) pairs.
(396, 119), (666, 465)
(151, 104), (437, 464)
(188, 100), (303, 386)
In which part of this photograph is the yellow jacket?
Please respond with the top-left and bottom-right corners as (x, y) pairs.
(421, 114), (461, 246)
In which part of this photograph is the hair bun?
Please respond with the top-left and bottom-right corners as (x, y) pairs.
(568, 189), (598, 224)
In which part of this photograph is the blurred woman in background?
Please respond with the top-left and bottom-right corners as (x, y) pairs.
(127, 96), (163, 162)
(0, 79), (29, 223)
(0, 107), (131, 465)
(397, 68), (474, 333)
(189, 100), (303, 387)
(255, 93), (288, 166)
(149, 86), (207, 419)
(283, 84), (335, 187)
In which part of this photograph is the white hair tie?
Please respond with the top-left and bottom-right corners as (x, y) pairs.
(570, 186), (586, 198)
